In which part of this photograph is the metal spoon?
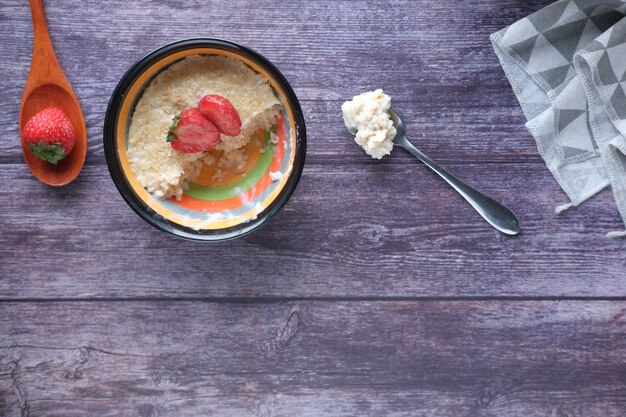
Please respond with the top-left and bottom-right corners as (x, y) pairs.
(348, 109), (521, 236)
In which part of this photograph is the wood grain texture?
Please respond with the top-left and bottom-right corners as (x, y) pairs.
(1, 301), (625, 417)
(1, 0), (625, 415)
(0, 163), (624, 299)
(1, 0), (554, 165)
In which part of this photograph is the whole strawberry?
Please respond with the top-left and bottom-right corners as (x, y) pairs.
(23, 107), (75, 164)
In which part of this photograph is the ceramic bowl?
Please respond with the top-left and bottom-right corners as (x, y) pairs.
(104, 38), (306, 241)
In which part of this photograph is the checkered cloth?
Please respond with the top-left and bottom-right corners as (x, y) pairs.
(491, 0), (626, 236)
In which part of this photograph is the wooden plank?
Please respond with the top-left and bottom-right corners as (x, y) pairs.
(0, 163), (623, 299)
(1, 2), (624, 416)
(0, 0), (554, 100)
(0, 0), (553, 164)
(0, 95), (546, 166)
(1, 300), (625, 416)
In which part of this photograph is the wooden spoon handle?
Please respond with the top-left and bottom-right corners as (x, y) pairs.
(28, 0), (64, 85)
(30, 0), (51, 46)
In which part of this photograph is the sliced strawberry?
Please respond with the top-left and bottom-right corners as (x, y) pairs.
(198, 95), (242, 137)
(167, 108), (221, 154)
(170, 139), (206, 153)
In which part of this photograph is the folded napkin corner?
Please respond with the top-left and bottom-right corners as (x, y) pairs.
(491, 0), (626, 236)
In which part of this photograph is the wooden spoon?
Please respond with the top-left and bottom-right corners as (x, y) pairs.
(19, 0), (87, 186)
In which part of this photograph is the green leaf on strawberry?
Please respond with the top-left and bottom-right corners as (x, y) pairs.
(166, 114), (182, 142)
(28, 140), (66, 165)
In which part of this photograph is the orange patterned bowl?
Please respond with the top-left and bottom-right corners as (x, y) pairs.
(104, 38), (306, 241)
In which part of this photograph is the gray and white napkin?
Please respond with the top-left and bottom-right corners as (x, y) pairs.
(491, 0), (626, 236)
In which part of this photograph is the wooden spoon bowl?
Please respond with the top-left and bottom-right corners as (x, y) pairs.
(19, 0), (86, 186)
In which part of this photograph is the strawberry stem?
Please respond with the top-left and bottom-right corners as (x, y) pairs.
(28, 140), (66, 164)
(166, 114), (182, 142)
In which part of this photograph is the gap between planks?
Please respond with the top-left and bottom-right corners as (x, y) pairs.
(1, 295), (625, 304)
(0, 158), (547, 166)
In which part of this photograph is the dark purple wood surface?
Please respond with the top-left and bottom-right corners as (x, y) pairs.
(0, 0), (624, 416)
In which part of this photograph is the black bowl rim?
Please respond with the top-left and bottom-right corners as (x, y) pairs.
(103, 38), (307, 242)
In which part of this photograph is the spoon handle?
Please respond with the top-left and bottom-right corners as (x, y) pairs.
(28, 0), (62, 81)
(29, 0), (52, 48)
(395, 136), (521, 236)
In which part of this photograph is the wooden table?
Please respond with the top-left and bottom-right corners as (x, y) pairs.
(1, 1), (625, 415)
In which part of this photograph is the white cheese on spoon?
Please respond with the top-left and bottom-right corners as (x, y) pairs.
(341, 89), (397, 159)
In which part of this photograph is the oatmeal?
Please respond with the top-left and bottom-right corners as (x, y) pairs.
(128, 54), (281, 200)
(341, 89), (397, 159)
